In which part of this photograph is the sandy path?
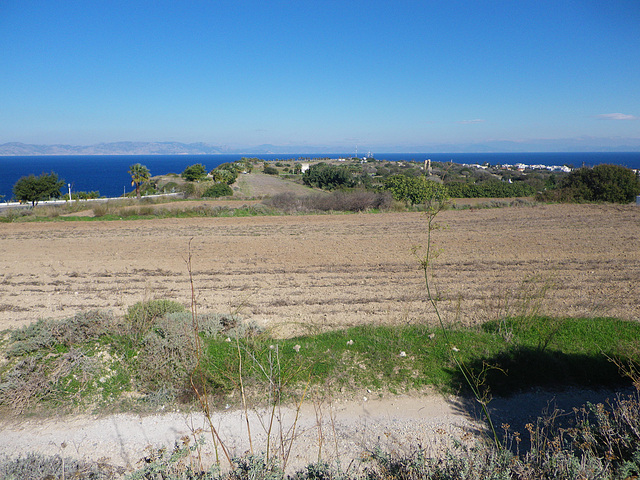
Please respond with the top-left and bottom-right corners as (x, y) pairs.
(0, 388), (630, 474)
(1, 204), (639, 335)
(0, 394), (473, 472)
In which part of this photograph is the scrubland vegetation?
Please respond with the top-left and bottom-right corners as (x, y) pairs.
(1, 299), (640, 478)
(4, 155), (638, 224)
(2, 158), (640, 478)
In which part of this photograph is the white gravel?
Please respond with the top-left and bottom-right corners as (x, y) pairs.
(0, 388), (628, 475)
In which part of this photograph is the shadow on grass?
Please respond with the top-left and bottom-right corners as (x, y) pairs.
(446, 346), (635, 448)
(451, 346), (631, 397)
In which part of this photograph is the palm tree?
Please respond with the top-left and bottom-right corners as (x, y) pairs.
(128, 163), (150, 199)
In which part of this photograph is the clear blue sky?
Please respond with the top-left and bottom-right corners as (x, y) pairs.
(1, 0), (639, 151)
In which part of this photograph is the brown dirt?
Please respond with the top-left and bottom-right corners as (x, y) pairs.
(1, 203), (638, 335)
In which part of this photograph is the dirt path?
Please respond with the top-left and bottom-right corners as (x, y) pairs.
(0, 388), (629, 474)
(1, 204), (638, 335)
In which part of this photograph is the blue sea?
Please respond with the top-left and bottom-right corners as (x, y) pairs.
(1, 152), (639, 202)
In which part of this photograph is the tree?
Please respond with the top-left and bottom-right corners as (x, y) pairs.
(384, 174), (448, 206)
(12, 172), (65, 206)
(181, 163), (207, 182)
(302, 163), (355, 190)
(211, 168), (238, 185)
(129, 163), (151, 199)
(555, 164), (640, 203)
(211, 164), (239, 185)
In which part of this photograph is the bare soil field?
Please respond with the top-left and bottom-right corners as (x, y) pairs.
(1, 203), (638, 335)
(1, 203), (639, 473)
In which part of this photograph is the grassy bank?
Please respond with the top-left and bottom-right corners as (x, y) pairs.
(1, 301), (638, 415)
(2, 302), (640, 479)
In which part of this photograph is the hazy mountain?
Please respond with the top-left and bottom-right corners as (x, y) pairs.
(0, 142), (227, 156)
(1, 138), (639, 156)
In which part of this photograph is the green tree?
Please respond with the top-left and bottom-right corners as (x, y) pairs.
(128, 163), (151, 199)
(555, 164), (640, 203)
(302, 163), (355, 190)
(384, 174), (448, 206)
(181, 163), (207, 182)
(211, 166), (238, 185)
(12, 172), (65, 206)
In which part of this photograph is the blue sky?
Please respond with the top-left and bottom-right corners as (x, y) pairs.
(1, 0), (639, 151)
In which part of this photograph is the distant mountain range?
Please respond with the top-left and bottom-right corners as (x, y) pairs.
(0, 142), (228, 156)
(1, 138), (639, 156)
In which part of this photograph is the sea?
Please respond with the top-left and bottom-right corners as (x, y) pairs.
(1, 152), (639, 202)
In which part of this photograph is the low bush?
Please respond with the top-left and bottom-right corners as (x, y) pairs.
(262, 191), (392, 213)
(6, 310), (114, 357)
(446, 181), (536, 198)
(125, 299), (186, 339)
(263, 165), (279, 175)
(202, 183), (233, 198)
(136, 312), (250, 397)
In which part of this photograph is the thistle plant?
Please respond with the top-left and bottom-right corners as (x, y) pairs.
(413, 181), (502, 449)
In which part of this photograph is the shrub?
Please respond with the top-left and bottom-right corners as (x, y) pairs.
(181, 182), (198, 198)
(302, 163), (355, 190)
(161, 181), (178, 193)
(181, 163), (208, 182)
(384, 175), (448, 206)
(263, 165), (279, 175)
(202, 183), (233, 198)
(6, 310), (114, 357)
(446, 181), (536, 198)
(263, 191), (392, 213)
(0, 453), (123, 479)
(544, 164), (640, 203)
(125, 299), (186, 339)
(136, 311), (254, 396)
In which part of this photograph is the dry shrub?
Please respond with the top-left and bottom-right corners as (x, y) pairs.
(264, 191), (392, 213)
(136, 311), (258, 398)
(124, 299), (186, 340)
(0, 348), (99, 413)
(6, 310), (115, 357)
(263, 192), (302, 212)
(0, 452), (124, 479)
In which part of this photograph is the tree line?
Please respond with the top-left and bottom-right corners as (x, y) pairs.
(9, 161), (640, 206)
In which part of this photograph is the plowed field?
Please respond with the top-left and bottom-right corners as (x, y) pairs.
(1, 203), (638, 335)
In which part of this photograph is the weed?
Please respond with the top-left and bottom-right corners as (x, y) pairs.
(412, 182), (503, 448)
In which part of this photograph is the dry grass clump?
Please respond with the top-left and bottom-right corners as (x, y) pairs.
(0, 452), (124, 479)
